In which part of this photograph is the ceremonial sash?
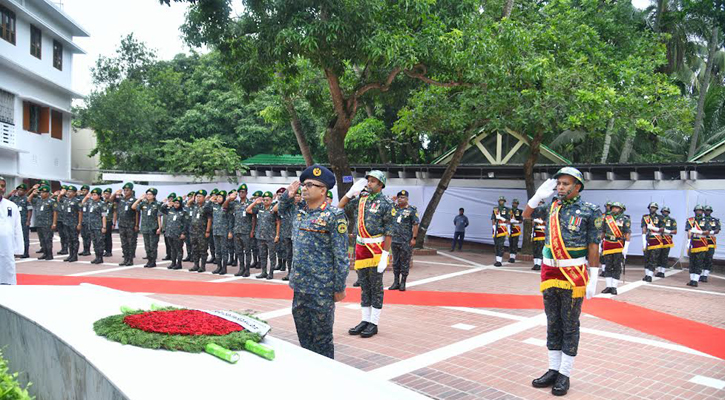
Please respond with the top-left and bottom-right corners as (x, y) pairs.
(540, 201), (589, 298)
(510, 224), (521, 237)
(493, 209), (508, 238)
(602, 215), (624, 255)
(708, 236), (717, 250)
(661, 235), (674, 249)
(354, 195), (386, 270)
(643, 215), (663, 250)
(533, 224), (546, 241)
(688, 217), (709, 253)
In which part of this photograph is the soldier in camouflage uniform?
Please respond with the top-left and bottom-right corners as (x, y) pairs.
(161, 196), (188, 270)
(78, 185), (92, 256)
(81, 188), (108, 264)
(133, 188), (162, 268)
(182, 191), (195, 261)
(530, 199), (546, 271)
(28, 185), (57, 260)
(227, 189), (238, 267)
(102, 188), (115, 257)
(508, 199), (523, 263)
(600, 202), (631, 295)
(280, 165), (349, 359)
(249, 190), (263, 269)
(161, 192), (176, 261)
(491, 196), (510, 266)
(8, 183), (32, 258)
(339, 170), (394, 339)
(685, 205), (711, 287)
(187, 189), (213, 272)
(206, 189), (219, 264)
(659, 206), (677, 276)
(641, 202), (664, 281)
(275, 187), (301, 281)
(111, 183), (139, 266)
(523, 167), (602, 397)
(702, 205), (720, 283)
(210, 190), (232, 275)
(56, 185), (69, 255)
(389, 190), (419, 291)
(226, 184), (254, 277)
(57, 186), (82, 262)
(326, 190), (333, 205)
(247, 191), (280, 279)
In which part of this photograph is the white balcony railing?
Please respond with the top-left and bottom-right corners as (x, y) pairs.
(0, 122), (16, 148)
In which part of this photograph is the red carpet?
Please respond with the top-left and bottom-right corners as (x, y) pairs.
(16, 273), (725, 360)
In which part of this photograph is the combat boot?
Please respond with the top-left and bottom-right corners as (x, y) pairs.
(219, 259), (227, 276)
(167, 259), (176, 269)
(197, 259), (206, 273)
(267, 266), (274, 280)
(172, 256), (183, 270)
(163, 254), (171, 261)
(230, 255), (237, 267)
(190, 259), (200, 272)
(256, 265), (268, 279)
(389, 274), (400, 290)
(279, 259), (286, 272)
(212, 260), (223, 274)
(145, 258), (156, 268)
(399, 276), (407, 292)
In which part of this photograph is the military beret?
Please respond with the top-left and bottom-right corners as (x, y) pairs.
(81, 184), (90, 191)
(103, 188), (112, 194)
(16, 183), (27, 190)
(61, 185), (67, 190)
(327, 190), (333, 199)
(91, 188), (102, 195)
(218, 190), (227, 197)
(253, 190), (263, 197)
(197, 189), (208, 196)
(262, 191), (273, 199)
(167, 192), (176, 199)
(188, 191), (196, 197)
(211, 188), (219, 195)
(238, 184), (248, 192)
(122, 182), (134, 189)
(229, 189), (237, 194)
(67, 185), (77, 191)
(277, 187), (287, 195)
(397, 190), (409, 197)
(174, 196), (183, 203)
(299, 165), (335, 190)
(296, 188), (302, 195)
(40, 180), (50, 185)
(39, 185), (50, 192)
(146, 188), (158, 195)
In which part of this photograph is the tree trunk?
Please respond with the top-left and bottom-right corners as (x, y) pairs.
(324, 117), (354, 198)
(688, 26), (719, 160)
(520, 130), (544, 255)
(654, 0), (665, 32)
(501, 0), (515, 19)
(600, 117), (615, 163)
(414, 134), (469, 249)
(283, 96), (314, 166)
(619, 134), (635, 163)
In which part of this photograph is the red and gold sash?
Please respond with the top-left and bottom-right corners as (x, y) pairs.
(708, 236), (717, 249)
(510, 225), (521, 237)
(602, 215), (624, 255)
(540, 201), (589, 298)
(493, 209), (508, 238)
(688, 217), (709, 253)
(643, 215), (663, 250)
(533, 223), (546, 241)
(354, 195), (386, 270)
(661, 235), (674, 248)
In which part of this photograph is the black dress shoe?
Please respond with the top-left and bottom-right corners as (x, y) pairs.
(610, 288), (618, 295)
(494, 262), (502, 267)
(104, 252), (112, 257)
(352, 280), (361, 287)
(532, 265), (541, 271)
(699, 276), (708, 283)
(360, 323), (378, 338)
(348, 321), (368, 335)
(20, 254), (29, 258)
(552, 374), (570, 396)
(601, 287), (612, 294)
(532, 369), (559, 388)
(508, 258), (515, 263)
(655, 272), (665, 278)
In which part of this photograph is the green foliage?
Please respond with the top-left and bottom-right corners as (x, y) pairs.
(161, 136), (246, 182)
(0, 349), (33, 400)
(93, 307), (263, 353)
(345, 118), (387, 163)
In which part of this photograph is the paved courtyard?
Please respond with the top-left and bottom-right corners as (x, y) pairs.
(15, 232), (725, 399)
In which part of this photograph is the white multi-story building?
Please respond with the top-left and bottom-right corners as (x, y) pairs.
(0, 0), (87, 189)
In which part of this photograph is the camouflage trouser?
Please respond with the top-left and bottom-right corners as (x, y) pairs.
(81, 223), (92, 252)
(644, 247), (660, 272)
(57, 220), (67, 250)
(392, 242), (412, 277)
(190, 233), (209, 263)
(21, 223), (29, 256)
(164, 235), (171, 258)
(63, 224), (79, 255)
(533, 240), (545, 259)
(213, 235), (228, 262)
(37, 227), (53, 256)
(494, 236), (506, 257)
(234, 233), (253, 267)
(185, 234), (192, 258)
(690, 251), (706, 275)
(91, 229), (104, 257)
(705, 248), (715, 271)
(602, 253), (623, 280)
(252, 238), (259, 260)
(357, 267), (384, 309)
(276, 237), (293, 271)
(168, 235), (183, 264)
(543, 287), (583, 357)
(258, 239), (276, 272)
(292, 291), (335, 359)
(209, 232), (216, 258)
(142, 233), (159, 261)
(119, 226), (137, 260)
(104, 220), (113, 254)
(659, 247), (671, 268)
(508, 234), (520, 255)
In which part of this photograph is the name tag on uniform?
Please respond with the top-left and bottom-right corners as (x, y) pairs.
(125, 206), (129, 211)
(83, 207), (87, 212)
(68, 207), (72, 212)
(18, 206), (23, 212)
(173, 215), (177, 221)
(196, 212), (200, 219)
(397, 216), (402, 223)
(40, 206), (44, 211)
(242, 211), (246, 217)
(147, 210), (152, 216)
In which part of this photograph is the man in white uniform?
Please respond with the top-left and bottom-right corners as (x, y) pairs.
(0, 177), (24, 284)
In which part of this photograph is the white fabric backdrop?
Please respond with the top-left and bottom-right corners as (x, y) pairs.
(59, 181), (725, 261)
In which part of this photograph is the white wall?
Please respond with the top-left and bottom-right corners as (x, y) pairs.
(70, 127), (99, 183)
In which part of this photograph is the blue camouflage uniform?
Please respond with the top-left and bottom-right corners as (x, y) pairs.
(391, 203), (419, 280)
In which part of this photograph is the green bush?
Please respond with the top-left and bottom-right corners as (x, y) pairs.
(0, 349), (33, 400)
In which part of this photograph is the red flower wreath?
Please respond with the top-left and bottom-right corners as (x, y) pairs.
(124, 310), (244, 336)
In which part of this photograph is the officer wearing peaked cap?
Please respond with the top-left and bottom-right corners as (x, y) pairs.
(389, 189), (419, 291)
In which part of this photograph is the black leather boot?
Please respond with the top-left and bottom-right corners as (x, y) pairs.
(360, 323), (378, 338)
(532, 370), (559, 388)
(494, 261), (502, 267)
(389, 274), (400, 290)
(167, 260), (176, 269)
(610, 288), (618, 295)
(267, 266), (273, 280)
(601, 287), (612, 294)
(212, 260), (222, 274)
(197, 259), (206, 273)
(348, 321), (368, 335)
(146, 258), (156, 268)
(190, 259), (200, 272)
(256, 264), (268, 279)
(279, 259), (286, 272)
(163, 254), (171, 261)
(172, 257), (183, 270)
(399, 276), (407, 292)
(219, 259), (227, 276)
(552, 374), (570, 396)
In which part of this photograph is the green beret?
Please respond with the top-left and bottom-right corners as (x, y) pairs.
(211, 188), (219, 195)
(91, 188), (102, 195)
(296, 188), (302, 195)
(253, 190), (263, 197)
(327, 190), (333, 199)
(67, 185), (77, 191)
(103, 188), (112, 194)
(218, 190), (227, 197)
(39, 185), (50, 192)
(229, 189), (237, 194)
(40, 180), (50, 185)
(187, 191), (195, 197)
(196, 189), (207, 196)
(123, 182), (134, 189)
(146, 188), (158, 196)
(238, 184), (248, 192)
(262, 191), (273, 199)
(174, 196), (183, 203)
(81, 185), (90, 191)
(61, 185), (67, 190)
(167, 192), (176, 199)
(16, 184), (27, 190)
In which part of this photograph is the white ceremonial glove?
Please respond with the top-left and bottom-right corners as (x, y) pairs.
(691, 228), (703, 235)
(377, 250), (389, 273)
(511, 219), (519, 224)
(586, 267), (598, 299)
(534, 218), (544, 224)
(528, 179), (557, 209)
(664, 229), (671, 234)
(710, 230), (715, 235)
(641, 235), (647, 248)
(496, 215), (507, 221)
(623, 241), (630, 258)
(345, 179), (368, 199)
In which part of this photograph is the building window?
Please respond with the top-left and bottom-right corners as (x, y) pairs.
(30, 25), (41, 59)
(23, 102), (49, 134)
(53, 40), (62, 70)
(0, 89), (13, 125)
(0, 5), (15, 45)
(51, 110), (62, 140)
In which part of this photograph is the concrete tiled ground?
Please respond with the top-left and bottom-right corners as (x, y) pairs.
(15, 232), (725, 399)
